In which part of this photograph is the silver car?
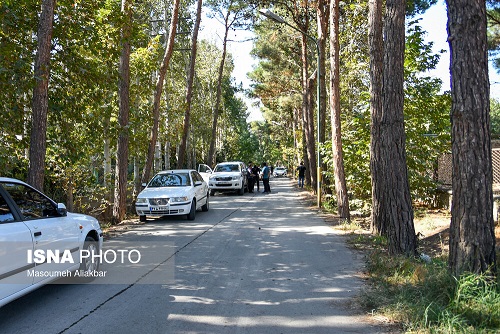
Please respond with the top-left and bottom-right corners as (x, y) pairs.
(273, 166), (287, 177)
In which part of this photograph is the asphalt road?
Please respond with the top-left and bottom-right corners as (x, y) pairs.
(0, 177), (385, 334)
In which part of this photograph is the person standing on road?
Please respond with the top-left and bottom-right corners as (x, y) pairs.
(252, 163), (261, 192)
(247, 162), (255, 193)
(297, 161), (306, 188)
(262, 162), (271, 193)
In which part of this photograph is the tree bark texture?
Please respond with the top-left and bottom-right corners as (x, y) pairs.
(300, 27), (317, 191)
(27, 0), (56, 191)
(369, 0), (385, 235)
(446, 0), (497, 276)
(375, 0), (417, 255)
(317, 0), (328, 145)
(330, 0), (351, 221)
(113, 0), (133, 224)
(141, 0), (180, 183)
(177, 0), (203, 168)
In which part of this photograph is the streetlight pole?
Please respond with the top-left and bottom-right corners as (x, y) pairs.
(259, 9), (322, 208)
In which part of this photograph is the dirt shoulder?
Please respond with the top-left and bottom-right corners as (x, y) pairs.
(292, 183), (500, 258)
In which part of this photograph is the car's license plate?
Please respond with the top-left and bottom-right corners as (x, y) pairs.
(218, 183), (231, 186)
(150, 206), (168, 211)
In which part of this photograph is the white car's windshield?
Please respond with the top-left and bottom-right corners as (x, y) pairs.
(214, 164), (240, 172)
(149, 173), (191, 187)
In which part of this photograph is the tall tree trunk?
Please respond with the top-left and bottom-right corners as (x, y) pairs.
(141, 0), (180, 183)
(103, 116), (112, 187)
(67, 174), (74, 212)
(133, 156), (141, 197)
(380, 0), (417, 255)
(302, 134), (311, 186)
(369, 0), (385, 235)
(446, 0), (497, 276)
(316, 0), (328, 145)
(293, 107), (300, 168)
(27, 0), (56, 191)
(330, 0), (350, 221)
(317, 0), (329, 198)
(299, 20), (317, 190)
(207, 16), (230, 167)
(165, 141), (171, 170)
(112, 0), (133, 224)
(178, 0), (203, 167)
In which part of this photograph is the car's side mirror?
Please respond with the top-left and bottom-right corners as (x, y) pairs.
(141, 183), (147, 188)
(57, 203), (67, 217)
(194, 181), (203, 187)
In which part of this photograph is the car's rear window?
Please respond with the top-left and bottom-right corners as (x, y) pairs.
(148, 173), (191, 187)
(214, 164), (239, 172)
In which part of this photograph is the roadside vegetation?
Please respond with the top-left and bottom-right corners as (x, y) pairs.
(335, 211), (500, 333)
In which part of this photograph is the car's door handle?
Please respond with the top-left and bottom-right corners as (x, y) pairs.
(34, 231), (42, 237)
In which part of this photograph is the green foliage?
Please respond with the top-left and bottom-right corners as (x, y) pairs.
(0, 0), (455, 221)
(322, 17), (451, 206)
(217, 77), (259, 163)
(406, 0), (438, 17)
(357, 232), (500, 334)
(491, 98), (500, 138)
(0, 0), (38, 178)
(404, 21), (451, 203)
(0, 0), (264, 221)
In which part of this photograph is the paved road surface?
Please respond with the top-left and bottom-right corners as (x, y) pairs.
(0, 177), (386, 333)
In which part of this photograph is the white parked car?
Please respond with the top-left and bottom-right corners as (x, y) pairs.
(208, 161), (248, 196)
(0, 177), (103, 308)
(135, 169), (209, 222)
(273, 166), (287, 177)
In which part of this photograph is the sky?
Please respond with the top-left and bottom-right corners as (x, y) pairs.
(417, 0), (500, 99)
(198, 19), (260, 120)
(199, 1), (500, 122)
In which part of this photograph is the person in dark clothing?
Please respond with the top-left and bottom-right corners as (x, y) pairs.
(252, 164), (261, 192)
(247, 162), (255, 193)
(297, 161), (306, 188)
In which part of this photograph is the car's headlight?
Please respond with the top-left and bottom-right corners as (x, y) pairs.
(170, 196), (189, 203)
(232, 176), (239, 180)
(136, 198), (148, 204)
(209, 176), (216, 180)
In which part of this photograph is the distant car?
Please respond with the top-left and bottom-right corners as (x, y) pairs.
(273, 166), (287, 177)
(0, 177), (103, 308)
(135, 169), (209, 222)
(209, 161), (248, 196)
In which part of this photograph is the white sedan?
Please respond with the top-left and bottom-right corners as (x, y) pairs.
(0, 177), (103, 308)
(273, 166), (287, 177)
(135, 169), (209, 222)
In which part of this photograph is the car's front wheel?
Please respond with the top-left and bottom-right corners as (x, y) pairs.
(139, 215), (146, 222)
(79, 236), (100, 276)
(187, 200), (196, 220)
(238, 183), (244, 195)
(202, 193), (209, 212)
